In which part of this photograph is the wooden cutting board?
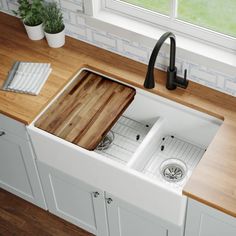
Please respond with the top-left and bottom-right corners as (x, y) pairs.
(35, 70), (136, 150)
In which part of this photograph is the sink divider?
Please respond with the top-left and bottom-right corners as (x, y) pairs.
(127, 117), (166, 169)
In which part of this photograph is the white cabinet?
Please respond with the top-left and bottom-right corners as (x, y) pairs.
(0, 114), (46, 209)
(106, 193), (168, 236)
(185, 199), (236, 236)
(37, 160), (180, 236)
(37, 161), (109, 236)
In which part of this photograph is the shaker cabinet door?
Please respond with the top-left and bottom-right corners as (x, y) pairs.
(185, 199), (236, 236)
(105, 193), (168, 236)
(37, 161), (109, 236)
(0, 130), (46, 208)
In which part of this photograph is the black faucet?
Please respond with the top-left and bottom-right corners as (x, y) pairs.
(144, 32), (188, 90)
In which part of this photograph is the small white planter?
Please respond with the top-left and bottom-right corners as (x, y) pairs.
(45, 28), (65, 48)
(24, 23), (44, 40)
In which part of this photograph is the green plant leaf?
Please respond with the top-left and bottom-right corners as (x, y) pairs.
(42, 2), (64, 34)
(15, 0), (43, 26)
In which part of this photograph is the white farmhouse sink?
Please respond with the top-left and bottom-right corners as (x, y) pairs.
(27, 68), (222, 232)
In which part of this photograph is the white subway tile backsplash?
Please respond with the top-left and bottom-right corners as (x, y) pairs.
(76, 15), (85, 25)
(116, 39), (123, 53)
(190, 68), (217, 84)
(69, 12), (77, 25)
(93, 32), (116, 49)
(1, 0), (8, 10)
(62, 10), (70, 22)
(216, 75), (226, 89)
(225, 80), (236, 93)
(60, 0), (83, 13)
(66, 23), (86, 38)
(7, 2), (17, 11)
(123, 43), (148, 62)
(1, 0), (235, 97)
(198, 79), (207, 86)
(7, 0), (17, 11)
(85, 28), (92, 42)
(72, 0), (83, 5)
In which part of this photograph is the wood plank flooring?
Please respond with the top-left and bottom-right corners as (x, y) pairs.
(0, 188), (94, 236)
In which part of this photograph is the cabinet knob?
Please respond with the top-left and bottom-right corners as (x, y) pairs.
(106, 198), (113, 204)
(93, 191), (100, 198)
(0, 131), (5, 136)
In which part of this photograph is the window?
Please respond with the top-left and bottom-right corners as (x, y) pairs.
(103, 0), (236, 51)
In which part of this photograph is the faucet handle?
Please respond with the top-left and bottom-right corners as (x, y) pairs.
(184, 69), (187, 80)
(175, 69), (189, 89)
(182, 69), (188, 86)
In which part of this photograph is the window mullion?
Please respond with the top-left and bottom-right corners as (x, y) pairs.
(170, 0), (178, 20)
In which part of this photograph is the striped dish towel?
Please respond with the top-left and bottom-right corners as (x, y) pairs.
(2, 61), (52, 95)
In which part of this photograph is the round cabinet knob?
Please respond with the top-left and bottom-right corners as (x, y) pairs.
(93, 191), (100, 198)
(106, 198), (113, 204)
(0, 131), (5, 136)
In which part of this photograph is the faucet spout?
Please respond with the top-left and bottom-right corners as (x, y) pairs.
(144, 32), (188, 90)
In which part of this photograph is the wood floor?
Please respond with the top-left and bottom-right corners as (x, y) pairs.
(0, 188), (94, 236)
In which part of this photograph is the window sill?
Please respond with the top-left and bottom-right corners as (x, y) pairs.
(85, 9), (236, 76)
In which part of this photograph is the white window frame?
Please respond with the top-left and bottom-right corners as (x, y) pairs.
(101, 0), (236, 52)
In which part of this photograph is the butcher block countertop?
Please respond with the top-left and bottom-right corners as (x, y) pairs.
(1, 12), (236, 218)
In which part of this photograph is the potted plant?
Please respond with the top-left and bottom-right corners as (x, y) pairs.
(13, 0), (44, 40)
(43, 2), (65, 48)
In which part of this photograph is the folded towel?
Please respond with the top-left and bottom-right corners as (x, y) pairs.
(2, 61), (52, 95)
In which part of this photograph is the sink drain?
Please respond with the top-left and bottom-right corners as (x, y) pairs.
(96, 131), (114, 150)
(160, 159), (187, 182)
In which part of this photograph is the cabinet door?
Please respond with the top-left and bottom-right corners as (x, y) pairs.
(0, 130), (46, 208)
(37, 161), (109, 236)
(185, 199), (236, 236)
(105, 193), (168, 236)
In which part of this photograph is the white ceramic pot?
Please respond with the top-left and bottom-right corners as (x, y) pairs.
(24, 22), (44, 40)
(45, 28), (65, 48)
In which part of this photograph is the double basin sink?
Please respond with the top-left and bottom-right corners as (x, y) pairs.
(28, 68), (223, 228)
(91, 68), (222, 191)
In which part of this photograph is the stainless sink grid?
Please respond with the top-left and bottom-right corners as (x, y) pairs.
(95, 116), (151, 164)
(142, 135), (205, 190)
